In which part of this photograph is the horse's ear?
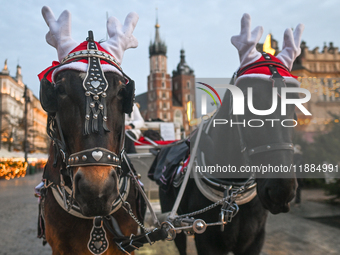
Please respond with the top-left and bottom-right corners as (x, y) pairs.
(40, 78), (58, 113)
(122, 78), (135, 114)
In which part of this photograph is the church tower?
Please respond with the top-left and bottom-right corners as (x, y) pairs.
(172, 49), (195, 135)
(147, 18), (172, 121)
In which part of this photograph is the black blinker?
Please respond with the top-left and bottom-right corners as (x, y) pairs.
(122, 78), (135, 114)
(39, 77), (58, 113)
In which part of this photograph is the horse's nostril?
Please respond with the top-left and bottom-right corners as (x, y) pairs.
(74, 172), (82, 184)
(267, 188), (280, 204)
(282, 203), (290, 213)
(111, 169), (118, 180)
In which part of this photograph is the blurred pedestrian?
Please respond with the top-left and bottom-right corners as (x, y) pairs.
(125, 103), (145, 153)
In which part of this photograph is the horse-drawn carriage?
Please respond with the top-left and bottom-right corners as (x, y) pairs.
(36, 6), (304, 255)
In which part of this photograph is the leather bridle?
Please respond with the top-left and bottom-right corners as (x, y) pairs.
(42, 33), (134, 215)
(232, 52), (295, 166)
(234, 115), (294, 167)
(197, 53), (295, 191)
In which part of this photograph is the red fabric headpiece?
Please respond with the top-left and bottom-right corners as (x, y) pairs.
(38, 41), (121, 82)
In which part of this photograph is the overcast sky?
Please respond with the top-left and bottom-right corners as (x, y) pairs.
(0, 0), (339, 97)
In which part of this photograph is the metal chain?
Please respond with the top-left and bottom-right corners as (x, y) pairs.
(177, 176), (255, 219)
(177, 194), (236, 218)
(118, 166), (255, 235)
(121, 199), (150, 233)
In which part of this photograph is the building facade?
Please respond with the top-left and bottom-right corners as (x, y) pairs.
(0, 61), (48, 153)
(291, 42), (340, 141)
(172, 49), (196, 133)
(258, 36), (340, 142)
(137, 20), (196, 136)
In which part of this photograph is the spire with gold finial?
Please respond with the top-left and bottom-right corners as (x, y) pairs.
(149, 7), (167, 56)
(155, 7), (160, 29)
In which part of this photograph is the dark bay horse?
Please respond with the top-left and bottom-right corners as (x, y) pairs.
(152, 14), (305, 255)
(41, 71), (141, 254)
(37, 7), (153, 255)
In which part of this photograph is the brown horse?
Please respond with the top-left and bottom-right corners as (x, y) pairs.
(41, 71), (140, 254)
(37, 7), (163, 255)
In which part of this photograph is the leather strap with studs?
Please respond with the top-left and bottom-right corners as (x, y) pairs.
(61, 50), (121, 71)
(67, 147), (120, 168)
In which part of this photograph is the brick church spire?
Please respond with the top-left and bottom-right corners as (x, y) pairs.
(136, 12), (196, 136)
(146, 12), (172, 121)
(149, 12), (167, 56)
(172, 49), (196, 134)
(173, 49), (194, 76)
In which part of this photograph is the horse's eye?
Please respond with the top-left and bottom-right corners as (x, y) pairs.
(57, 85), (66, 95)
(117, 88), (125, 98)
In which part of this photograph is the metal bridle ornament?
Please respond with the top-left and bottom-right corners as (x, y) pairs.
(67, 147), (120, 167)
(81, 32), (110, 134)
(88, 217), (109, 255)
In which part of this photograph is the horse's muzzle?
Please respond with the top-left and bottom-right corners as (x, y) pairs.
(257, 178), (296, 214)
(73, 166), (119, 216)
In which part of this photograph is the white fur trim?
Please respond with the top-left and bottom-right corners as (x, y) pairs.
(234, 73), (300, 87)
(51, 62), (123, 83)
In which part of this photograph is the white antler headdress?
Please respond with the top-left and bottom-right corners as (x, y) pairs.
(42, 6), (79, 62)
(101, 12), (139, 64)
(42, 6), (139, 64)
(40, 6), (139, 82)
(277, 24), (305, 71)
(231, 13), (263, 68)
